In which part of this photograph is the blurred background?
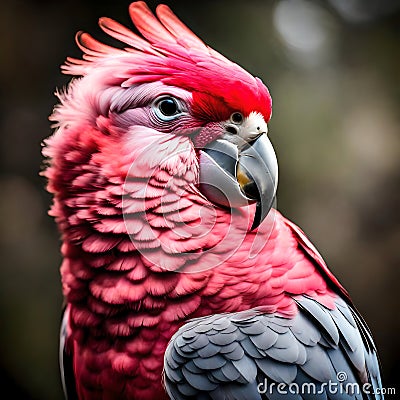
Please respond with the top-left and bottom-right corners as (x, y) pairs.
(0, 0), (399, 398)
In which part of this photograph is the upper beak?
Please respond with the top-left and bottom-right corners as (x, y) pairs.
(199, 133), (278, 230)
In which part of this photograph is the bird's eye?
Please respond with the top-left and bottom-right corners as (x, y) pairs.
(230, 112), (244, 124)
(154, 96), (182, 121)
(159, 98), (178, 116)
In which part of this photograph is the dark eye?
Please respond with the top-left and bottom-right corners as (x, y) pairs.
(159, 98), (178, 116)
(230, 112), (244, 124)
(154, 96), (182, 121)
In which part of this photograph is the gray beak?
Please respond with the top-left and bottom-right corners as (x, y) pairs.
(199, 134), (278, 230)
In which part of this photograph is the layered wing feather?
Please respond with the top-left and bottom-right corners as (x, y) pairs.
(164, 296), (383, 400)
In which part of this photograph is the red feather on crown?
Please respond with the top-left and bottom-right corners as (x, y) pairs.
(63, 1), (272, 122)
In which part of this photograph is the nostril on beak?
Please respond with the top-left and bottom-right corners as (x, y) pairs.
(226, 125), (238, 135)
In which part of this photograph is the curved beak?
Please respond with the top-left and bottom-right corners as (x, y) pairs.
(199, 134), (278, 230)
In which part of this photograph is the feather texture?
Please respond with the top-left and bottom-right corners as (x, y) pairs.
(60, 2), (272, 123)
(43, 2), (384, 399)
(164, 296), (383, 400)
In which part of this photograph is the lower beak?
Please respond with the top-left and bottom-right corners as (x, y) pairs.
(199, 134), (278, 230)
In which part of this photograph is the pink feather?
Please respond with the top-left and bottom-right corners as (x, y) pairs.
(42, 3), (349, 399)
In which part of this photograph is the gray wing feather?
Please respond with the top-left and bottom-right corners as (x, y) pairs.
(59, 307), (78, 400)
(164, 296), (383, 400)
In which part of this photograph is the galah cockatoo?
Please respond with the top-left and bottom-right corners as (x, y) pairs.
(43, 2), (384, 399)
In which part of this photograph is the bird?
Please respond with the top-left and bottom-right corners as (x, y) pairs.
(42, 2), (384, 399)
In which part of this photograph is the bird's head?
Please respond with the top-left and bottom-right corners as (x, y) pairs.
(44, 1), (278, 249)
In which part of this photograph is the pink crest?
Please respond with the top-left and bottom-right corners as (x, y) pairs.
(63, 1), (272, 122)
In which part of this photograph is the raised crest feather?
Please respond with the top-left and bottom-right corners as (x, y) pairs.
(98, 17), (161, 55)
(62, 1), (273, 122)
(129, 2), (178, 45)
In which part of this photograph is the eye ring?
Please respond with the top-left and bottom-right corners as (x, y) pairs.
(230, 112), (244, 124)
(154, 96), (182, 121)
